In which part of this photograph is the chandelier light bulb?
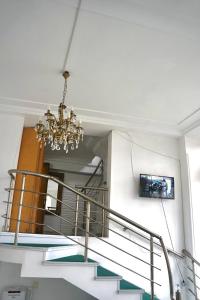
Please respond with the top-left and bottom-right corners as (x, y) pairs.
(34, 71), (84, 154)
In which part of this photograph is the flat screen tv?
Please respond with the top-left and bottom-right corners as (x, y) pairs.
(139, 174), (175, 199)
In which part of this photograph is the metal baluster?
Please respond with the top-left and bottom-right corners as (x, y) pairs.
(74, 193), (79, 236)
(192, 260), (198, 300)
(14, 175), (26, 245)
(159, 237), (174, 300)
(102, 190), (105, 237)
(150, 235), (154, 300)
(84, 200), (91, 262)
(4, 175), (15, 231)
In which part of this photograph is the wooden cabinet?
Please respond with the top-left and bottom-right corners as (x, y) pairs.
(10, 128), (45, 233)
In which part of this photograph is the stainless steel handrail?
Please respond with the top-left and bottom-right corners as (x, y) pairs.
(183, 249), (200, 268)
(4, 196), (161, 257)
(2, 213), (161, 286)
(187, 277), (200, 290)
(75, 185), (108, 237)
(183, 249), (200, 299)
(82, 159), (103, 190)
(109, 216), (184, 259)
(75, 186), (108, 191)
(6, 169), (175, 299)
(8, 169), (161, 238)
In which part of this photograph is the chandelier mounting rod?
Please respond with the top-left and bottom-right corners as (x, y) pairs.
(63, 71), (70, 80)
(62, 71), (70, 104)
(62, 0), (82, 72)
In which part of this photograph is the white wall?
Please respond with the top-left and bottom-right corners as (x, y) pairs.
(185, 137), (200, 260)
(107, 130), (185, 299)
(0, 113), (24, 231)
(0, 261), (96, 300)
(179, 137), (194, 254)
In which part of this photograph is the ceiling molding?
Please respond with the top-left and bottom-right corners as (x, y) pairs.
(178, 106), (200, 135)
(0, 96), (181, 137)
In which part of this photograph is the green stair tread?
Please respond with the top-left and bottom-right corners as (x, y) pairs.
(1, 246), (159, 299)
(97, 266), (119, 277)
(143, 293), (159, 300)
(48, 254), (96, 263)
(120, 279), (141, 290)
(1, 243), (71, 248)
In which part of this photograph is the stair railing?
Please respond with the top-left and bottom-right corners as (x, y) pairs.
(82, 159), (103, 192)
(74, 159), (105, 236)
(3, 169), (175, 300)
(183, 249), (200, 299)
(74, 186), (108, 237)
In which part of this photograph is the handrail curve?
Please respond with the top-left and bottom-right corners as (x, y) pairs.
(6, 169), (175, 299)
(8, 169), (160, 238)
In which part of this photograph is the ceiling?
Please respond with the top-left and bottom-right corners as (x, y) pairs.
(1, 0), (200, 136)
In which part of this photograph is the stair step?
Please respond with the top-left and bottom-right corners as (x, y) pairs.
(143, 293), (159, 300)
(0, 243), (72, 248)
(47, 254), (97, 263)
(117, 279), (144, 295)
(120, 279), (142, 290)
(97, 266), (120, 278)
(46, 254), (159, 299)
(45, 254), (99, 266)
(95, 266), (122, 280)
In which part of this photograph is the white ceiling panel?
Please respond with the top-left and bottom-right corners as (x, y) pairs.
(0, 0), (200, 134)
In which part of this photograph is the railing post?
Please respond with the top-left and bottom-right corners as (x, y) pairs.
(160, 237), (175, 300)
(74, 193), (79, 236)
(192, 260), (198, 300)
(4, 175), (14, 232)
(84, 200), (91, 262)
(150, 236), (154, 300)
(102, 190), (105, 237)
(14, 175), (26, 246)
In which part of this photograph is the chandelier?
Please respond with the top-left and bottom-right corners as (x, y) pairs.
(35, 71), (84, 154)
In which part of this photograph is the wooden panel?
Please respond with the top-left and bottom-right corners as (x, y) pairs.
(10, 128), (44, 233)
(35, 163), (49, 234)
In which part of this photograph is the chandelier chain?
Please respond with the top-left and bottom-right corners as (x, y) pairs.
(62, 77), (68, 104)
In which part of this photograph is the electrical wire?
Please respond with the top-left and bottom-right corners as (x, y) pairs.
(116, 130), (180, 161)
(116, 130), (185, 283)
(161, 198), (185, 283)
(126, 132), (137, 180)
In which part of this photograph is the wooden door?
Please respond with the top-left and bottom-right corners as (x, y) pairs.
(35, 163), (49, 234)
(10, 128), (44, 233)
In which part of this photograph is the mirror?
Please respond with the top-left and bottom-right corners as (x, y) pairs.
(45, 172), (64, 215)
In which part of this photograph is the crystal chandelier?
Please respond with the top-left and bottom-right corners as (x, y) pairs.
(35, 71), (84, 154)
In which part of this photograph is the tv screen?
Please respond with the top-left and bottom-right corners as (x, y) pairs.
(139, 174), (175, 199)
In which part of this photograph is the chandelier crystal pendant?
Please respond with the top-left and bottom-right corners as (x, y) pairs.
(35, 71), (84, 154)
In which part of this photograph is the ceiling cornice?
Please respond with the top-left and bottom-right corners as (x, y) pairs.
(0, 96), (182, 137)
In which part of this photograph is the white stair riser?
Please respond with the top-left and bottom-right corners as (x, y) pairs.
(44, 246), (78, 260)
(0, 246), (143, 300)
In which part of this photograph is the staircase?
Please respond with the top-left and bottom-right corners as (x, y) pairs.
(0, 239), (158, 300)
(1, 169), (175, 300)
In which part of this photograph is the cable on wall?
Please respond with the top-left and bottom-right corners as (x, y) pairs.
(116, 130), (185, 283)
(161, 198), (185, 283)
(116, 130), (180, 161)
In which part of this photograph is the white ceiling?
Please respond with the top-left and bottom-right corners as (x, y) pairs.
(1, 0), (200, 136)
